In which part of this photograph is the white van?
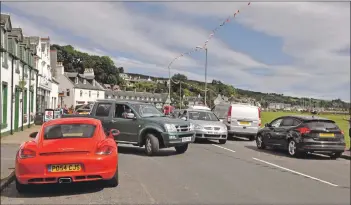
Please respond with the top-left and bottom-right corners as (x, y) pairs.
(224, 103), (261, 141)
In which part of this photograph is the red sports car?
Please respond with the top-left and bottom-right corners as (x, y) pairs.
(15, 117), (119, 193)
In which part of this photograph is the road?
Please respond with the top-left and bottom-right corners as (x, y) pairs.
(1, 137), (350, 204)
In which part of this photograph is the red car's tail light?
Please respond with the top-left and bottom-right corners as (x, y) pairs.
(19, 149), (36, 159)
(297, 127), (311, 134)
(96, 145), (114, 155)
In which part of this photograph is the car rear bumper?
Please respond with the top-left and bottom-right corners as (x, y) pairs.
(162, 131), (195, 147)
(194, 130), (227, 140)
(16, 154), (117, 185)
(227, 125), (258, 135)
(297, 141), (346, 153)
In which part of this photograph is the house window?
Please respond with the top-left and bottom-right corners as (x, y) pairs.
(126, 96), (129, 100)
(151, 98), (154, 101)
(120, 96), (124, 99)
(83, 79), (86, 84)
(93, 80), (96, 86)
(137, 97), (140, 100)
(141, 97), (145, 100)
(97, 91), (99, 97)
(75, 77), (78, 84)
(131, 96), (135, 100)
(89, 91), (91, 97)
(146, 97), (149, 101)
(80, 90), (83, 97)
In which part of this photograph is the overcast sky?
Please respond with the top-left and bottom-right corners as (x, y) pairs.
(2, 0), (350, 101)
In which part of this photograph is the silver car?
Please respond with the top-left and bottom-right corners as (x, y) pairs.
(179, 109), (228, 144)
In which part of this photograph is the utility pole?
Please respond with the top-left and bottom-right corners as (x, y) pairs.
(204, 48), (208, 106)
(179, 82), (182, 109)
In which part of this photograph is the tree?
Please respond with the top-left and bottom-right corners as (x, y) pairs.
(51, 44), (124, 86)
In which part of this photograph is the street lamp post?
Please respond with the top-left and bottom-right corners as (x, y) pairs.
(196, 46), (208, 106)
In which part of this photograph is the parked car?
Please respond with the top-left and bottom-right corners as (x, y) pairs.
(62, 100), (195, 156)
(15, 117), (119, 193)
(256, 115), (346, 159)
(179, 108), (228, 144)
(222, 103), (261, 141)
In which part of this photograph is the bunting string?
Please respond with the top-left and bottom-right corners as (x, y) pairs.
(167, 2), (252, 92)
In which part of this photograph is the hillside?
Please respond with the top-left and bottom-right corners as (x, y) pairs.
(51, 44), (350, 110)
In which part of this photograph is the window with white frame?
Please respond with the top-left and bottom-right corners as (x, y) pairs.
(75, 77), (78, 84)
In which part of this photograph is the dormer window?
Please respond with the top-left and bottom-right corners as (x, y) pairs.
(93, 80), (96, 86)
(75, 77), (78, 84)
(83, 79), (86, 84)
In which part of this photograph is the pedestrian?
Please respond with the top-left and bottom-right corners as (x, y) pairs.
(343, 116), (351, 151)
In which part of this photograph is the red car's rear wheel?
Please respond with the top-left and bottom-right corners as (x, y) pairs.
(15, 178), (30, 193)
(104, 168), (118, 187)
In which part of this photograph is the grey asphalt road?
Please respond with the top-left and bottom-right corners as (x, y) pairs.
(1, 144), (19, 180)
(1, 139), (350, 205)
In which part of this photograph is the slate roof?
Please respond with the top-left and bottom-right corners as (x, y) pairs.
(9, 28), (23, 42)
(64, 72), (105, 91)
(105, 90), (168, 103)
(0, 14), (10, 25)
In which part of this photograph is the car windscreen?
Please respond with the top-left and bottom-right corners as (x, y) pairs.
(131, 104), (165, 117)
(188, 111), (219, 121)
(212, 104), (230, 118)
(44, 124), (96, 139)
(305, 120), (339, 130)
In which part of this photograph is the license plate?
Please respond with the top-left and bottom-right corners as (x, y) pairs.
(319, 133), (335, 137)
(181, 137), (192, 142)
(49, 164), (82, 172)
(239, 121), (251, 126)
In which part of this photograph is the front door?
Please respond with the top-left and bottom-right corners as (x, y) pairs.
(112, 104), (140, 143)
(14, 88), (20, 131)
(265, 118), (283, 145)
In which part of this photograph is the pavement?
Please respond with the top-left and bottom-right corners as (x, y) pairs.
(1, 126), (40, 190)
(0, 135), (350, 205)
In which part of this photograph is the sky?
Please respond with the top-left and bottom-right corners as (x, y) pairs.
(1, 0), (350, 101)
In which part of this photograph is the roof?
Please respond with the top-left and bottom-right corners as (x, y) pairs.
(63, 72), (105, 91)
(9, 28), (24, 42)
(105, 90), (167, 100)
(43, 117), (101, 127)
(0, 14), (10, 26)
(29, 36), (40, 45)
(96, 99), (152, 105)
(284, 115), (332, 121)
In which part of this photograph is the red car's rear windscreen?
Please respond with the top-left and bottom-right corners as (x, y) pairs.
(44, 124), (96, 139)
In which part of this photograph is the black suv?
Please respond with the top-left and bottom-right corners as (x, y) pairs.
(256, 115), (346, 159)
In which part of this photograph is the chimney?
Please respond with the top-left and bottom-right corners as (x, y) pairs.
(57, 62), (64, 75)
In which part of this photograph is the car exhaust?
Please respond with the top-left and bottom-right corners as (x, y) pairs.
(58, 177), (72, 184)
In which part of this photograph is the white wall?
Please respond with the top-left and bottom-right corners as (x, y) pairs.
(73, 88), (105, 106)
(55, 74), (74, 108)
(50, 81), (59, 109)
(1, 39), (12, 134)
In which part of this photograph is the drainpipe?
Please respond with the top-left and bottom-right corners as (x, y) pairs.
(21, 63), (24, 131)
(10, 57), (14, 135)
(28, 67), (31, 128)
(35, 70), (38, 115)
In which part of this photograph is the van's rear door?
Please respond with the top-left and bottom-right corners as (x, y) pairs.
(230, 104), (259, 128)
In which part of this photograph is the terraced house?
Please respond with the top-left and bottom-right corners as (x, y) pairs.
(0, 14), (39, 136)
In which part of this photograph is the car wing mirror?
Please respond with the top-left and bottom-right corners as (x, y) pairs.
(29, 132), (38, 138)
(109, 129), (120, 139)
(126, 113), (136, 120)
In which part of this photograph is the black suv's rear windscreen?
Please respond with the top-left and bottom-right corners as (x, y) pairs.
(305, 120), (339, 130)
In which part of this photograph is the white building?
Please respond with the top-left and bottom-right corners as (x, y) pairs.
(55, 63), (105, 108)
(29, 36), (59, 112)
(1, 14), (39, 136)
